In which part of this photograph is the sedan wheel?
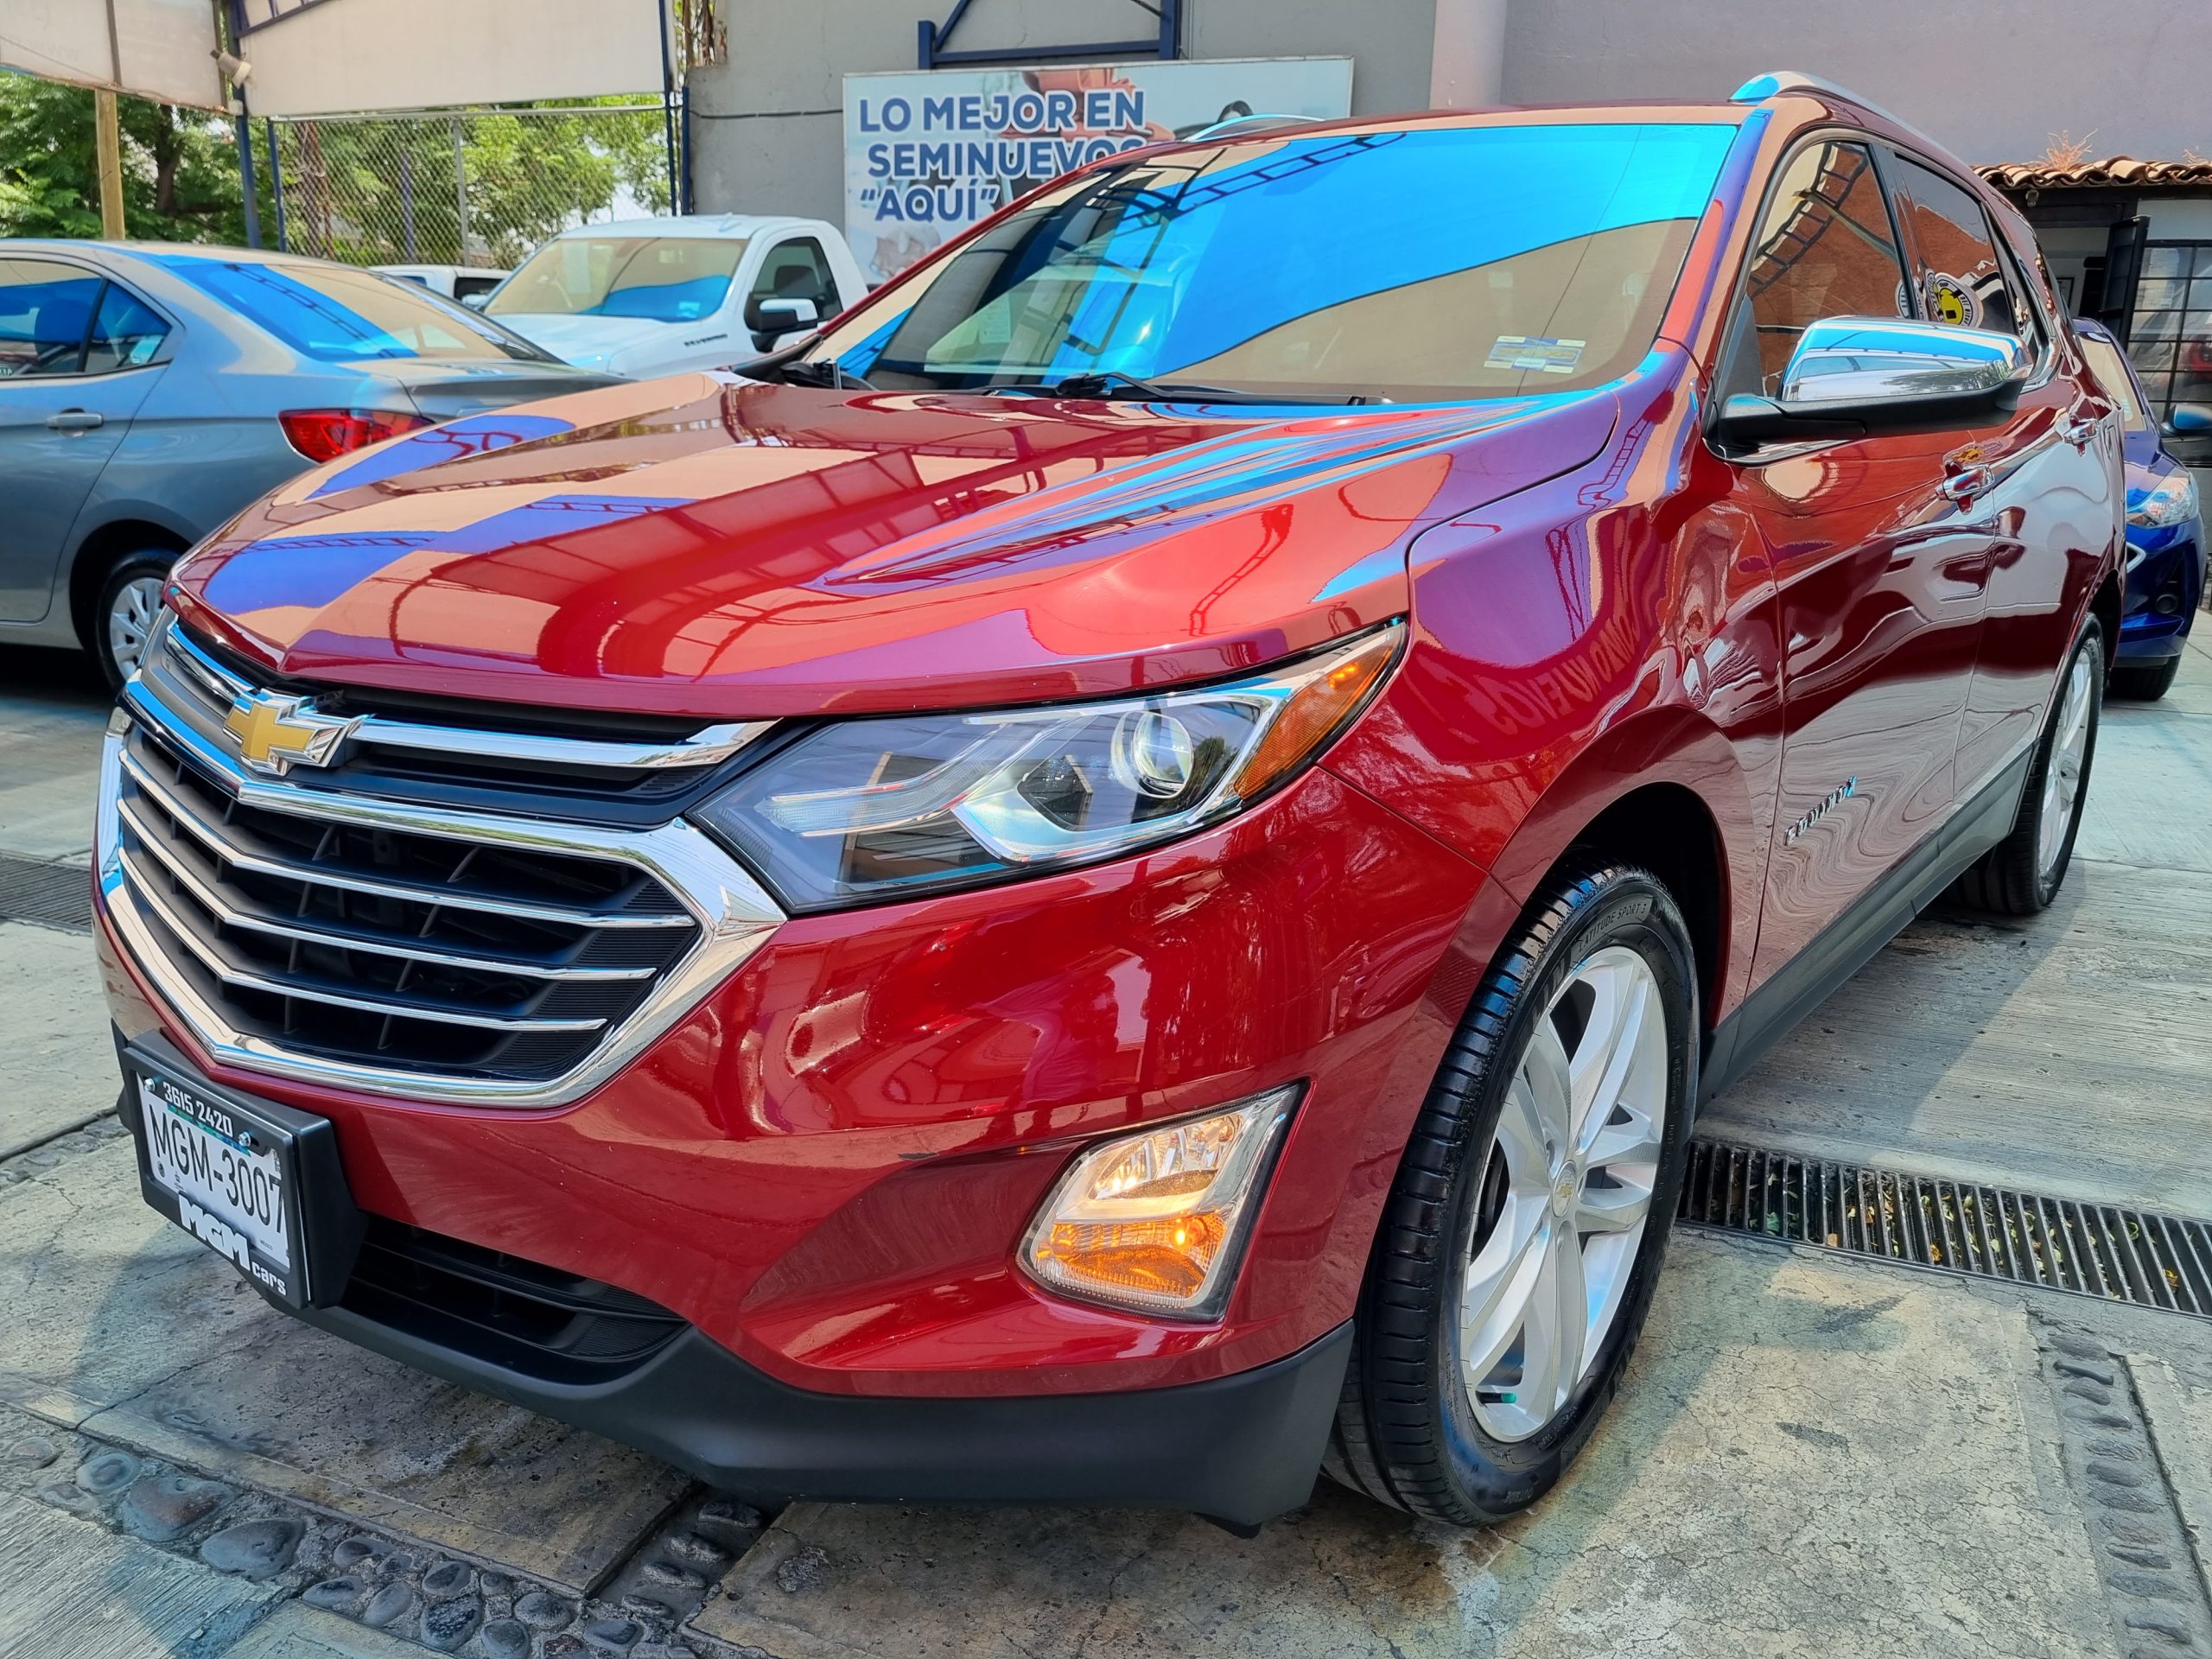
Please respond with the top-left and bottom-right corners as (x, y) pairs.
(1325, 864), (1697, 1525)
(107, 575), (168, 682)
(92, 550), (178, 691)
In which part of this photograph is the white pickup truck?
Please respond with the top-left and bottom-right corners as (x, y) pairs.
(480, 215), (868, 379)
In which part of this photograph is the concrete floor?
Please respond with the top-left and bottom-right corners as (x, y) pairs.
(0, 634), (2209, 1658)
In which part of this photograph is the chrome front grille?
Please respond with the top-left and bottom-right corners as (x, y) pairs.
(101, 620), (785, 1107)
(148, 618), (772, 780)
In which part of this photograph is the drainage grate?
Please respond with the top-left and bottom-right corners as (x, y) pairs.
(0, 854), (92, 932)
(1679, 1137), (2212, 1319)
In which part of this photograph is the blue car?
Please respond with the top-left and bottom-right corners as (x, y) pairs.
(2073, 317), (2206, 700)
(0, 242), (617, 687)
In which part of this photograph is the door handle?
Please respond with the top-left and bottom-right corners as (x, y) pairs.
(1941, 466), (1992, 503)
(2061, 415), (2101, 448)
(47, 409), (104, 433)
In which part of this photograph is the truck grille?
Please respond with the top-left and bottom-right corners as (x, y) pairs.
(101, 620), (785, 1107)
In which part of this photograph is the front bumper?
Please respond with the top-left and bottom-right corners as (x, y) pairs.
(2119, 519), (2205, 659)
(99, 755), (1489, 1401)
(298, 1297), (1352, 1525)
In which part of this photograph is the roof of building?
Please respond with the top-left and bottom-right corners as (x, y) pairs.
(1979, 156), (2212, 192)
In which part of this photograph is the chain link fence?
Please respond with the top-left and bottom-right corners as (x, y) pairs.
(268, 103), (674, 270)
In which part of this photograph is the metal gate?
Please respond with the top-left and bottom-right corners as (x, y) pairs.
(265, 102), (673, 270)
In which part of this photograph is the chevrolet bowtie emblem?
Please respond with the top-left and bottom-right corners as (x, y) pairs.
(223, 692), (359, 776)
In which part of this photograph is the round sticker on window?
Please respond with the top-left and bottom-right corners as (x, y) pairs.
(1926, 273), (1980, 328)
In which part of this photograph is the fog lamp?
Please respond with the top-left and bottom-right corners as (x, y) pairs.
(1019, 1084), (1299, 1319)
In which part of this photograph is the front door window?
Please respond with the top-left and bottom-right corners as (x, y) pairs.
(1735, 140), (1910, 394)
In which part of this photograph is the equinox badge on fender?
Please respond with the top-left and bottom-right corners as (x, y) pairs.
(1784, 777), (1859, 845)
(224, 691), (360, 776)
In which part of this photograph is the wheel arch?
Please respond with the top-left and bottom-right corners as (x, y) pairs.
(2089, 567), (2121, 673)
(67, 517), (193, 653)
(1478, 709), (1758, 1033)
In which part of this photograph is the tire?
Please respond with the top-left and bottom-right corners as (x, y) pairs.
(1952, 618), (2103, 917)
(1324, 864), (1698, 1524)
(92, 550), (176, 691)
(2107, 655), (2179, 702)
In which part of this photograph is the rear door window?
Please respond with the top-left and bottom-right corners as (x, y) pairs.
(1885, 155), (2027, 340)
(0, 258), (105, 378)
(83, 281), (171, 373)
(1734, 141), (1910, 395)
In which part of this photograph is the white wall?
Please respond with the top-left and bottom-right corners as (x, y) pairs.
(242, 0), (668, 118)
(1, 0), (221, 111)
(1498, 0), (2211, 166)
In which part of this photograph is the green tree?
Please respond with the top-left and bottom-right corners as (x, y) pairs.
(462, 102), (670, 264)
(2, 70), (676, 267)
(0, 71), (272, 244)
(275, 100), (671, 269)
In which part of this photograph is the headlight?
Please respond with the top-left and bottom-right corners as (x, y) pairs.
(1020, 1085), (1299, 1319)
(2129, 470), (2200, 528)
(690, 622), (1402, 911)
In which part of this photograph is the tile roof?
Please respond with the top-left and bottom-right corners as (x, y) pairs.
(1980, 156), (2212, 191)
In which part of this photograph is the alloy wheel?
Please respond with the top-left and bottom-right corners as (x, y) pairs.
(2037, 651), (2094, 883)
(1459, 945), (1669, 1442)
(106, 575), (168, 682)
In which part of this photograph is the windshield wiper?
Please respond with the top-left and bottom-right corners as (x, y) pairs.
(995, 371), (1334, 405)
(772, 358), (874, 391)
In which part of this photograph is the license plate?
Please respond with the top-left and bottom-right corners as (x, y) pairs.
(120, 1042), (359, 1311)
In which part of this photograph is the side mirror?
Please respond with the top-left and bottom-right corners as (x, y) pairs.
(750, 296), (819, 348)
(1715, 317), (2030, 447)
(461, 292), (489, 311)
(2164, 403), (2212, 435)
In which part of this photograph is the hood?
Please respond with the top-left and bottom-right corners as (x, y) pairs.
(488, 313), (702, 374)
(172, 372), (1621, 721)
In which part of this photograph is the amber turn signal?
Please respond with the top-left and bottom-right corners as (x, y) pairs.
(1229, 629), (1401, 799)
(1019, 1085), (1300, 1319)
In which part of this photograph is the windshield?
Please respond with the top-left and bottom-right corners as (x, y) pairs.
(805, 121), (1737, 402)
(486, 236), (748, 324)
(162, 257), (553, 364)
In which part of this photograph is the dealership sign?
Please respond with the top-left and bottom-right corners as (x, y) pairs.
(842, 57), (1354, 287)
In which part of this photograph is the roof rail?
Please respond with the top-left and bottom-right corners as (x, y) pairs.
(1728, 69), (1944, 156)
(1182, 112), (1320, 142)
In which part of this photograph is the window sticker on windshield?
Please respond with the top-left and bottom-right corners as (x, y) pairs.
(1485, 335), (1586, 374)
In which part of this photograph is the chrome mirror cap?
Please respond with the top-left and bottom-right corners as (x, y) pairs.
(1780, 316), (2029, 407)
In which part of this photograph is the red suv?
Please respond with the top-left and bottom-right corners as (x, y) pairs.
(99, 73), (2122, 1529)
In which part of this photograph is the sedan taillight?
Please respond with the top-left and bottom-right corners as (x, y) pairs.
(278, 407), (430, 463)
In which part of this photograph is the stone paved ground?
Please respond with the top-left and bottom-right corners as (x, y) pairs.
(1, 635), (2209, 1658)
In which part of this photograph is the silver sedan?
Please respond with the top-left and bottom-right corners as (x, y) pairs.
(0, 242), (620, 686)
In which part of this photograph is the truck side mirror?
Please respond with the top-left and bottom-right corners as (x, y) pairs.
(751, 296), (819, 350)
